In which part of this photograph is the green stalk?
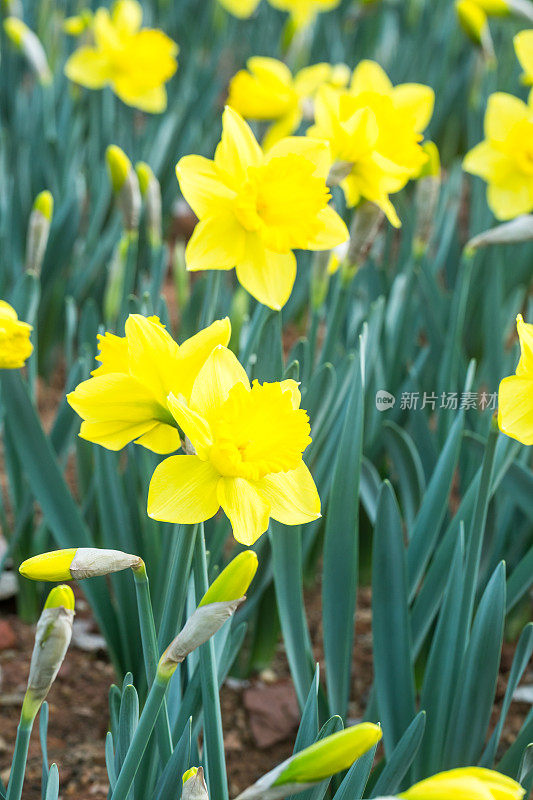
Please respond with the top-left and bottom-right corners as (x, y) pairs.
(319, 274), (350, 365)
(110, 673), (169, 800)
(132, 562), (173, 763)
(6, 701), (36, 800)
(193, 527), (229, 800)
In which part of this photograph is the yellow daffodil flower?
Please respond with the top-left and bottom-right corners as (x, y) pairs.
(228, 57), (350, 149)
(267, 0), (342, 27)
(470, 0), (509, 14)
(217, 0), (261, 16)
(67, 314), (231, 454)
(147, 345), (321, 545)
(0, 300), (33, 369)
(463, 91), (533, 219)
(308, 61), (434, 227)
(176, 106), (348, 310)
(514, 29), (533, 84)
(456, 0), (491, 47)
(498, 314), (533, 445)
(64, 0), (178, 113)
(400, 767), (524, 800)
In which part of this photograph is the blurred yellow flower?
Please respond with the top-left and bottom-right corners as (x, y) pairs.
(514, 29), (533, 84)
(267, 0), (341, 27)
(228, 57), (349, 148)
(64, 0), (178, 113)
(308, 60), (434, 226)
(498, 314), (533, 445)
(67, 314), (231, 454)
(456, 0), (491, 46)
(400, 767), (524, 800)
(148, 345), (321, 545)
(463, 91), (533, 219)
(0, 300), (33, 369)
(176, 106), (348, 310)
(217, 0), (261, 16)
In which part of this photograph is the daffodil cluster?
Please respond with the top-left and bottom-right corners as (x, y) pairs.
(64, 0), (178, 113)
(68, 315), (320, 545)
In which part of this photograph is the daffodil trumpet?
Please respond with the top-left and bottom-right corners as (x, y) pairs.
(0, 300), (33, 370)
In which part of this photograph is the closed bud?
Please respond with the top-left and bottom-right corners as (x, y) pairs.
(63, 10), (93, 36)
(235, 723), (382, 800)
(199, 550), (258, 607)
(158, 598), (244, 680)
(135, 161), (162, 247)
(22, 586), (74, 722)
(106, 145), (141, 232)
(465, 215), (533, 253)
(25, 190), (53, 276)
(343, 202), (384, 283)
(182, 767), (209, 800)
(3, 17), (52, 85)
(455, 0), (495, 59)
(20, 547), (142, 582)
(506, 0), (533, 20)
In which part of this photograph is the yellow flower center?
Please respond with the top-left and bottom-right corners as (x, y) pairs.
(208, 381), (311, 481)
(233, 155), (330, 252)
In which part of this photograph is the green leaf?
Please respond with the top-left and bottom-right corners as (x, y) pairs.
(372, 481), (416, 755)
(322, 351), (364, 720)
(383, 421), (425, 529)
(371, 711), (426, 797)
(333, 744), (379, 800)
(154, 717), (192, 800)
(44, 764), (59, 800)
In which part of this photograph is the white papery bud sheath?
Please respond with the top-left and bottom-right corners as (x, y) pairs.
(24, 605), (74, 718)
(183, 768), (209, 800)
(465, 215), (533, 253)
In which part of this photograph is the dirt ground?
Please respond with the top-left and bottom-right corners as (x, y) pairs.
(0, 581), (532, 800)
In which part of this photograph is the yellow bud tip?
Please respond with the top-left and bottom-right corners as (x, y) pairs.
(135, 161), (154, 196)
(183, 768), (199, 784)
(106, 145), (132, 193)
(20, 549), (77, 582)
(455, 0), (488, 43)
(199, 550), (258, 607)
(44, 584), (75, 611)
(3, 17), (27, 47)
(33, 190), (54, 221)
(275, 722), (382, 785)
(419, 141), (441, 179)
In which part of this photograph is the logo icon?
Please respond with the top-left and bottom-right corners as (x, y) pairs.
(375, 390), (396, 411)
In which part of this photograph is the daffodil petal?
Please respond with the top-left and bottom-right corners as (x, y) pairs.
(67, 373), (160, 424)
(176, 155), (236, 218)
(114, 82), (167, 113)
(485, 92), (528, 141)
(64, 47), (111, 88)
(185, 213), (245, 270)
(134, 422), (181, 454)
(498, 375), (533, 445)
(516, 314), (533, 376)
(280, 379), (302, 409)
(487, 179), (533, 220)
(190, 345), (250, 420)
(217, 477), (271, 545)
(112, 0), (143, 35)
(79, 419), (157, 451)
(256, 462), (321, 525)
(306, 204), (349, 250)
(236, 238), (296, 310)
(217, 0), (261, 17)
(393, 83), (435, 132)
(215, 107), (263, 184)
(266, 136), (331, 179)
(176, 317), (232, 399)
(91, 331), (129, 376)
(124, 314), (180, 408)
(351, 60), (393, 96)
(167, 393), (212, 458)
(147, 455), (220, 523)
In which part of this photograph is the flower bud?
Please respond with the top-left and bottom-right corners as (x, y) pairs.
(20, 547), (142, 582)
(63, 10), (93, 36)
(465, 215), (533, 254)
(341, 202), (384, 283)
(199, 550), (258, 607)
(135, 161), (162, 247)
(235, 723), (382, 800)
(182, 767), (209, 800)
(158, 598), (244, 679)
(399, 767), (524, 800)
(0, 300), (33, 369)
(106, 145), (141, 232)
(25, 190), (53, 276)
(455, 0), (495, 59)
(3, 18), (52, 85)
(507, 0), (533, 21)
(22, 586), (74, 721)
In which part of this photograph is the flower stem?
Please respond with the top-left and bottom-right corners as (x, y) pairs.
(6, 711), (34, 800)
(132, 562), (173, 763)
(193, 527), (229, 800)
